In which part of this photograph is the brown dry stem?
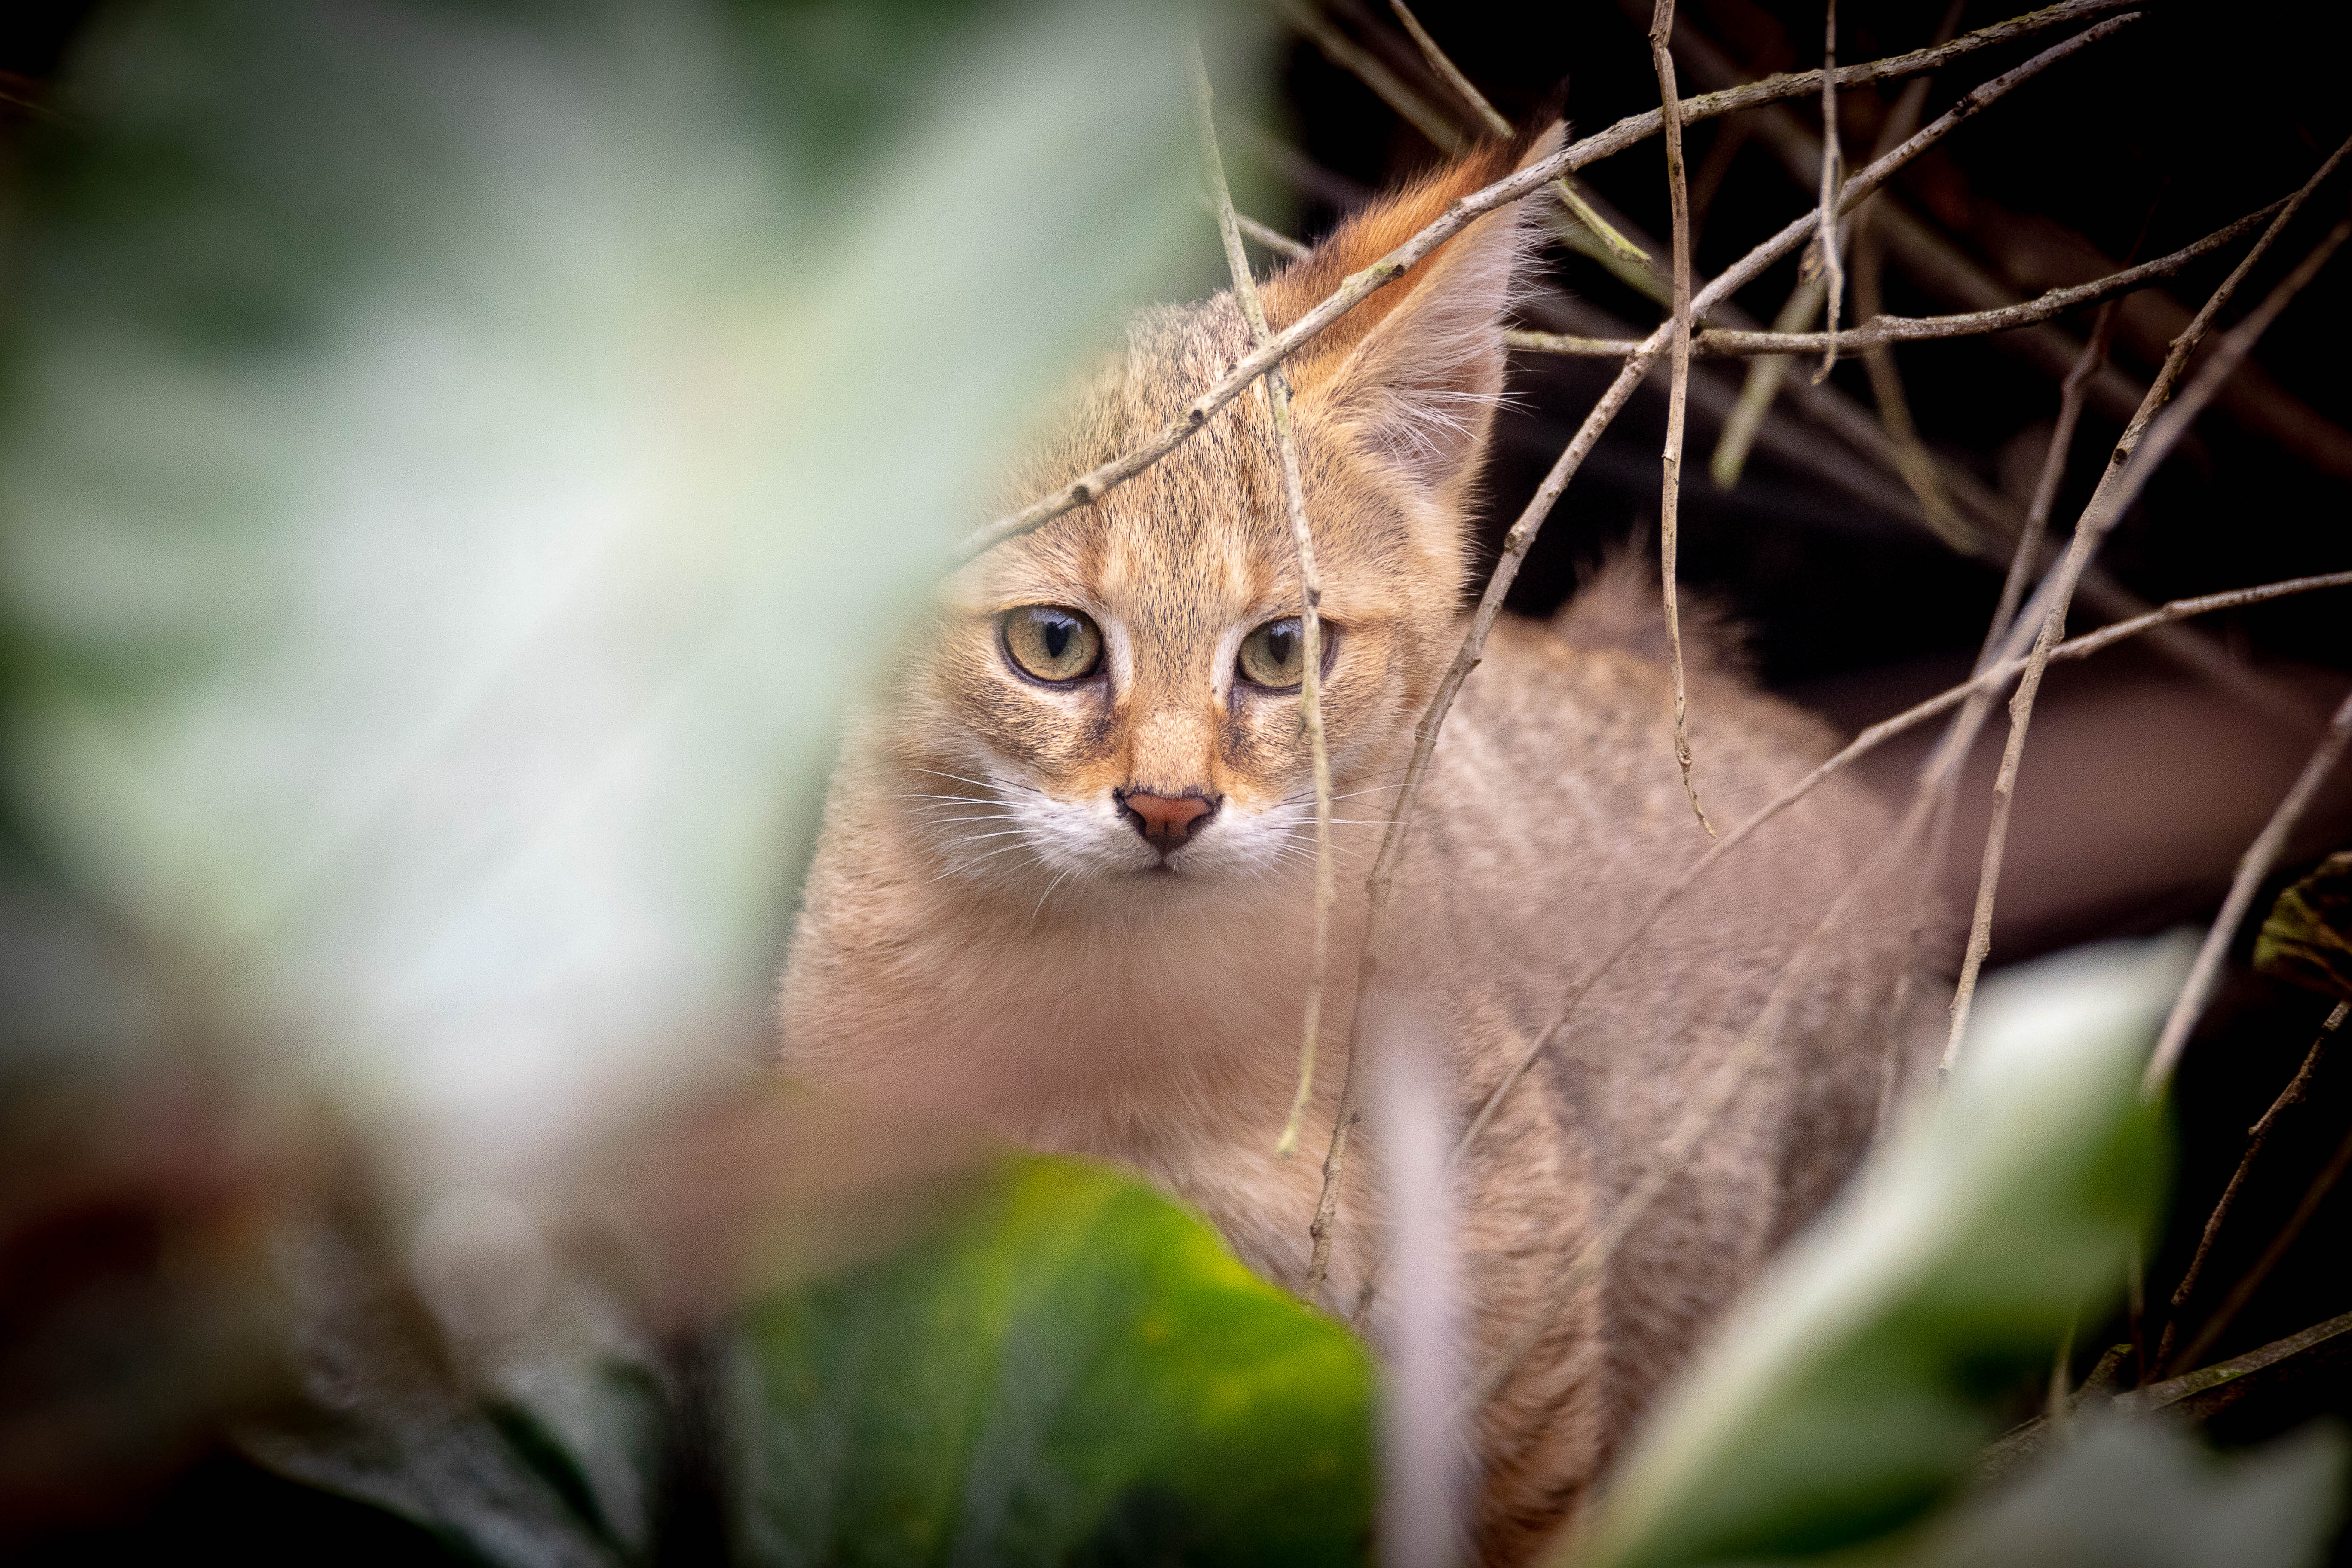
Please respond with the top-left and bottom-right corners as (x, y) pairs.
(2146, 685), (2352, 1094)
(959, 0), (2142, 563)
(1189, 46), (1337, 1161)
(1988, 302), (2122, 652)
(1651, 0), (1715, 836)
(2168, 1080), (2352, 1376)
(1447, 570), (2352, 1178)
(1384, 0), (1651, 264)
(1942, 163), (2352, 1076)
(1505, 198), (2284, 360)
(1810, 0), (1845, 383)
(2160, 1001), (2350, 1372)
(1303, 9), (2143, 1288)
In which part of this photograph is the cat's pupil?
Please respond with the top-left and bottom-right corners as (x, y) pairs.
(1269, 625), (1295, 667)
(1043, 619), (1069, 659)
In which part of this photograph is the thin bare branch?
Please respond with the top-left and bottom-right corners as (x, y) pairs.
(1988, 303), (2122, 656)
(1650, 0), (1715, 836)
(2169, 1088), (2352, 1375)
(1308, 347), (1659, 1292)
(1708, 1), (1954, 490)
(1853, 221), (1969, 548)
(1278, 0), (1463, 152)
(1654, 5), (2153, 432)
(2147, 685), (2352, 1094)
(2160, 1001), (2349, 1372)
(1388, 0), (1508, 135)
(958, 0), (2142, 562)
(1189, 46), (1336, 1161)
(1811, 0), (1846, 382)
(1947, 184), (2352, 1074)
(1506, 197), (2288, 360)
(1460, 796), (1932, 1417)
(1303, 9), (2144, 1285)
(1444, 569), (2352, 1185)
(1237, 207), (1312, 261)
(1706, 272), (1824, 487)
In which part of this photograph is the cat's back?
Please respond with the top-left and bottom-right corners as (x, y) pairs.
(1405, 602), (1893, 1011)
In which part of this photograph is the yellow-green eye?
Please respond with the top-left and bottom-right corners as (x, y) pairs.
(1237, 616), (1308, 689)
(1001, 604), (1103, 683)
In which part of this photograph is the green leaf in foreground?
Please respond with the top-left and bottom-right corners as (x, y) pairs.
(1562, 937), (2188, 1568)
(729, 1155), (1374, 1568)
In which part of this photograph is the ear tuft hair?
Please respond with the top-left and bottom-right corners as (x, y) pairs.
(1262, 123), (1563, 499)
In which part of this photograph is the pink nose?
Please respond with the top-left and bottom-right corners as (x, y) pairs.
(1119, 790), (1216, 849)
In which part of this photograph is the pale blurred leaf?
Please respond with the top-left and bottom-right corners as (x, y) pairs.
(0, 0), (1242, 1175)
(1920, 1415), (2346, 1568)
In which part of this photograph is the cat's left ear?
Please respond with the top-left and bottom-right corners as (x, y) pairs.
(1263, 123), (1563, 499)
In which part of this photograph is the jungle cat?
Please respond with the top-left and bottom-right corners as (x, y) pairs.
(778, 126), (1923, 1562)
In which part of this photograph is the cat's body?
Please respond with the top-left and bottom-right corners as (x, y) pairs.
(780, 132), (1923, 1560)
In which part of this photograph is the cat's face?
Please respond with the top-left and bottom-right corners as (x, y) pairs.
(888, 132), (1551, 900)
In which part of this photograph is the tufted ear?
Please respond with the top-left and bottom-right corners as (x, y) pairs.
(1262, 124), (1562, 501)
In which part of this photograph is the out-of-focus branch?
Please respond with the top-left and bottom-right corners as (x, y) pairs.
(1986, 303), (2120, 656)
(1275, 0), (1464, 152)
(2147, 671), (2352, 1093)
(1381, 0), (1652, 263)
(1705, 272), (1824, 486)
(1851, 222), (1967, 547)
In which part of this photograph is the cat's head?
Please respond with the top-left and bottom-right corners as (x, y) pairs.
(897, 129), (1558, 897)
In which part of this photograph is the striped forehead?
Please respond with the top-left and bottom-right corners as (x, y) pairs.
(1091, 436), (1287, 618)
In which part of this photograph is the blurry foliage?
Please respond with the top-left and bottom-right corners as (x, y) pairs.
(730, 1156), (1372, 1565)
(0, 0), (1249, 1172)
(232, 1156), (1372, 1568)
(0, 0), (1317, 1540)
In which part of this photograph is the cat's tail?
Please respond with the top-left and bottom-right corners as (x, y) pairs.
(1547, 538), (1752, 679)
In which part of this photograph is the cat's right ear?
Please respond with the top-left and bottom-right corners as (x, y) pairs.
(1262, 124), (1561, 501)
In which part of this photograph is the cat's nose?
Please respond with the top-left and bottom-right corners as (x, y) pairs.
(1118, 789), (1218, 850)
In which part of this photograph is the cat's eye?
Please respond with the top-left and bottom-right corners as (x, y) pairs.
(1000, 604), (1103, 683)
(1237, 616), (1311, 690)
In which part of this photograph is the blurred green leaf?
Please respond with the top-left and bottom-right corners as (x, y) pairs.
(2255, 851), (2352, 1002)
(729, 1154), (1375, 1567)
(1562, 938), (2188, 1568)
(1919, 1416), (2346, 1568)
(239, 1155), (1372, 1567)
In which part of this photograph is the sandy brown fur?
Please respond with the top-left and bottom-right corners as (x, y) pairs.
(778, 131), (1925, 1562)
